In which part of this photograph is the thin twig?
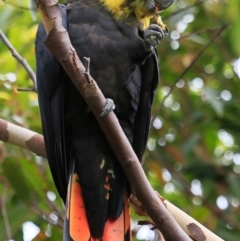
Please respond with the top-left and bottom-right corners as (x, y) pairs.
(31, 203), (64, 228)
(0, 29), (37, 91)
(155, 23), (229, 116)
(163, 0), (208, 20)
(1, 0), (35, 11)
(45, 198), (65, 223)
(1, 184), (12, 240)
(161, 26), (225, 45)
(17, 87), (36, 92)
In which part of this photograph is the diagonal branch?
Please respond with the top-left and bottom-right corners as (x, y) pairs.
(0, 29), (37, 91)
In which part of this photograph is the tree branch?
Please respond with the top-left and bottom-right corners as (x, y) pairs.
(0, 118), (225, 240)
(0, 29), (37, 91)
(0, 118), (46, 158)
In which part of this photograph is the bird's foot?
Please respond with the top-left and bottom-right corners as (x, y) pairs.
(143, 22), (168, 51)
(99, 98), (115, 117)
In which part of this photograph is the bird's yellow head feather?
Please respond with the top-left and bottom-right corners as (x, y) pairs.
(99, 0), (165, 30)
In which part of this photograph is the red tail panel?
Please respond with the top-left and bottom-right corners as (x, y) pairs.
(103, 216), (124, 241)
(102, 191), (131, 241)
(67, 174), (131, 241)
(69, 173), (91, 241)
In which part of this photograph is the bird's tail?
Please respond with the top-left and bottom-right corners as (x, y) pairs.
(64, 173), (131, 241)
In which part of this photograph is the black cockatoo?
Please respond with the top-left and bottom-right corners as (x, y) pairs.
(35, 0), (175, 240)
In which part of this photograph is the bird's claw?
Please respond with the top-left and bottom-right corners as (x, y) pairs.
(99, 98), (115, 117)
(153, 15), (169, 36)
(163, 26), (169, 36)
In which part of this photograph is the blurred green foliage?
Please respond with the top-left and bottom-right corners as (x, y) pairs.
(0, 0), (240, 240)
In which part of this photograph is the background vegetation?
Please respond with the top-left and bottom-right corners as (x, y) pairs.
(0, 0), (240, 240)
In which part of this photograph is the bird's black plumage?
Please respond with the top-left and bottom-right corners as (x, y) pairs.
(36, 0), (159, 239)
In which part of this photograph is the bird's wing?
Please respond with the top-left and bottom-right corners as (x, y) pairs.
(133, 49), (159, 161)
(35, 5), (69, 201)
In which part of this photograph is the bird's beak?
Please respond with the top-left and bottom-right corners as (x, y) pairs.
(146, 0), (175, 13)
(145, 0), (160, 14)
